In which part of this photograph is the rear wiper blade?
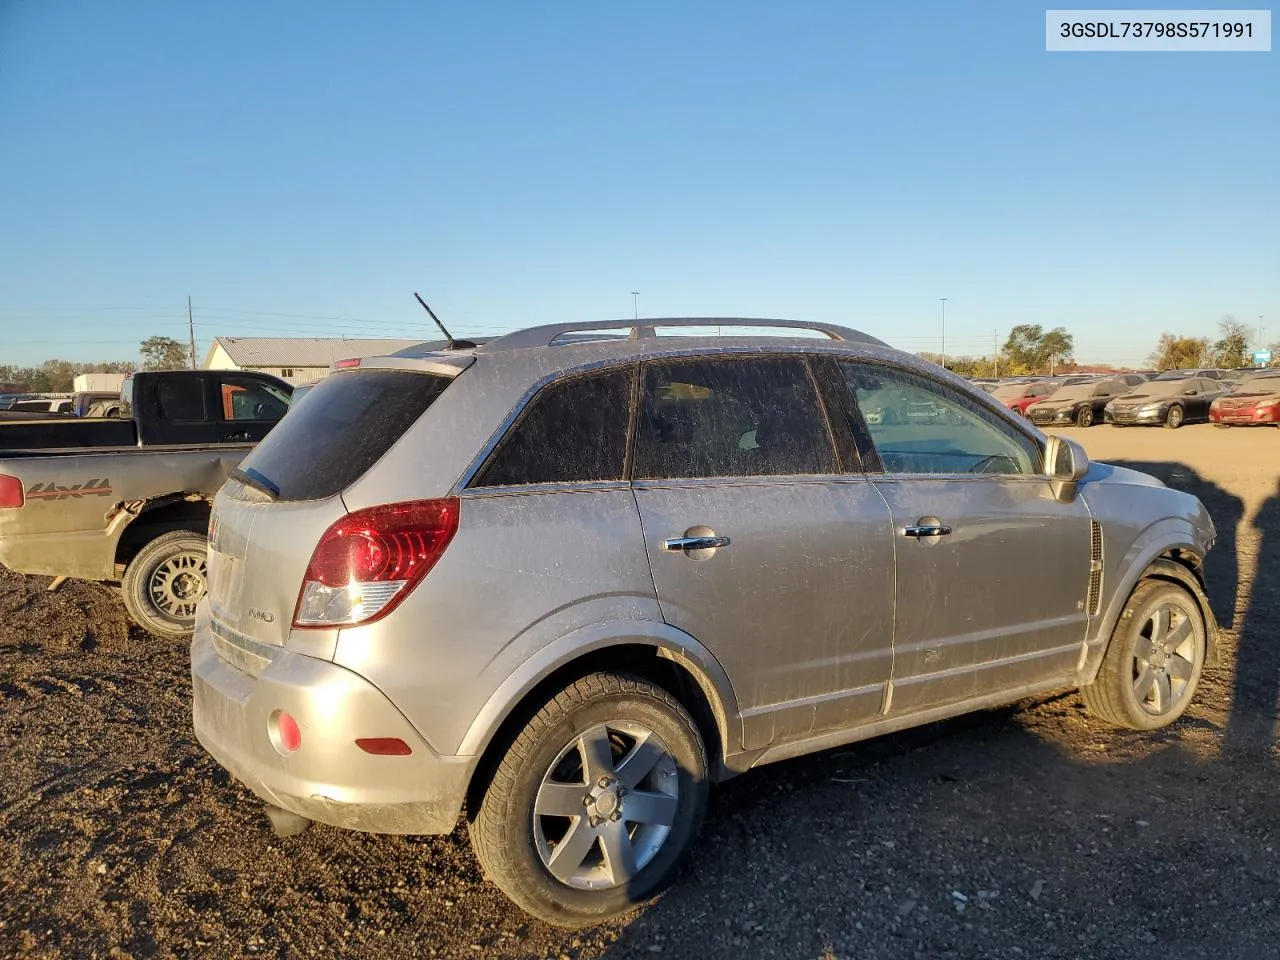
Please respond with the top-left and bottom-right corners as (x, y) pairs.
(230, 467), (280, 501)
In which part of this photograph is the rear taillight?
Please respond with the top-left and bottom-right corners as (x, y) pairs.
(332, 357), (362, 369)
(292, 498), (459, 628)
(0, 475), (24, 509)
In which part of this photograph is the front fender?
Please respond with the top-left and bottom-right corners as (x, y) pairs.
(456, 619), (741, 766)
(1081, 523), (1219, 682)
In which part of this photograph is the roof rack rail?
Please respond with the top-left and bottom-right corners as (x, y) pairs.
(478, 318), (886, 352)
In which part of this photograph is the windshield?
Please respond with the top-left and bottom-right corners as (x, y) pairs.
(991, 383), (1029, 400)
(1237, 374), (1280, 391)
(1045, 384), (1094, 401)
(1129, 380), (1194, 398)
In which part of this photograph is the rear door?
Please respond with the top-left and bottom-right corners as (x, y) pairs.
(631, 355), (897, 749)
(212, 375), (291, 444)
(839, 361), (1092, 715)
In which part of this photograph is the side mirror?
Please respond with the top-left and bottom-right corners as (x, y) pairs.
(1185, 389), (1198, 396)
(1045, 435), (1089, 503)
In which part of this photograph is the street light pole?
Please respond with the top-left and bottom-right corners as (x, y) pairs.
(631, 292), (640, 321)
(939, 298), (947, 366)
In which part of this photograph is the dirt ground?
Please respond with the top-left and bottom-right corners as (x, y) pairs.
(2, 423), (1279, 960)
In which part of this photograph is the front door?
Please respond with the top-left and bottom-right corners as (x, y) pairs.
(631, 355), (897, 750)
(839, 361), (1092, 715)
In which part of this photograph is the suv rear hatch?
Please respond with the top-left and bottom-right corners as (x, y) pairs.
(205, 365), (460, 657)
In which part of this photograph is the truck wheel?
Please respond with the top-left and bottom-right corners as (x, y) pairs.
(121, 530), (208, 638)
(1079, 579), (1206, 730)
(469, 672), (708, 927)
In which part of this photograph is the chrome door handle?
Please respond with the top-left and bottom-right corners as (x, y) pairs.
(663, 535), (731, 552)
(903, 523), (951, 538)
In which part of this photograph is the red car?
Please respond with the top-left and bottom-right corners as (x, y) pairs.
(991, 379), (1058, 416)
(1210, 373), (1280, 427)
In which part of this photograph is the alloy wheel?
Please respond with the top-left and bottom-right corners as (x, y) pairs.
(533, 721), (679, 890)
(1131, 601), (1198, 717)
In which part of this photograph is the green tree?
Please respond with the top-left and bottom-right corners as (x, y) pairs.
(1149, 333), (1212, 371)
(1212, 315), (1251, 369)
(140, 336), (190, 371)
(1001, 324), (1075, 374)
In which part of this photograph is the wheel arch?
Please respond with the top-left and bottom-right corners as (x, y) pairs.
(460, 623), (740, 813)
(1083, 540), (1219, 684)
(110, 493), (212, 573)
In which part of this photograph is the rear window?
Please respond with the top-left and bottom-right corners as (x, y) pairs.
(238, 369), (451, 501)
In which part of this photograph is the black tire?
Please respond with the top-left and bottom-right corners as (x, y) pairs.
(120, 529), (208, 638)
(469, 672), (708, 927)
(1165, 404), (1185, 429)
(1079, 579), (1206, 730)
(1076, 405), (1095, 428)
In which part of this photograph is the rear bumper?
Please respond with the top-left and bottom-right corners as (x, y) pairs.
(190, 607), (472, 835)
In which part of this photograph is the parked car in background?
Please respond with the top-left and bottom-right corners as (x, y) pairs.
(991, 379), (1057, 416)
(1210, 371), (1280, 428)
(7, 397), (73, 415)
(1154, 368), (1227, 381)
(288, 383), (316, 405)
(0, 370), (292, 637)
(1027, 377), (1131, 427)
(1114, 373), (1151, 389)
(1105, 377), (1226, 428)
(191, 317), (1218, 928)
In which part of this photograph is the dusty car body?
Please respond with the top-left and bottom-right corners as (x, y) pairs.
(1105, 377), (1226, 428)
(0, 370), (291, 636)
(1027, 377), (1132, 427)
(191, 318), (1218, 926)
(1210, 374), (1280, 427)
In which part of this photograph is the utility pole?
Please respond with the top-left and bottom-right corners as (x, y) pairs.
(993, 329), (999, 378)
(187, 296), (197, 370)
(1260, 315), (1265, 354)
(631, 291), (640, 321)
(939, 298), (947, 366)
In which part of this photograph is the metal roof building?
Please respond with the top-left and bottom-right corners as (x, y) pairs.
(203, 337), (423, 385)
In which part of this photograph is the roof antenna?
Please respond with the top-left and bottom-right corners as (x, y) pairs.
(414, 293), (476, 350)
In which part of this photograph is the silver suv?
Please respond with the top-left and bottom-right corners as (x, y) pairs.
(191, 319), (1218, 926)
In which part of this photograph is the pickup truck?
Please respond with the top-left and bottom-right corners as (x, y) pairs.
(0, 369), (293, 638)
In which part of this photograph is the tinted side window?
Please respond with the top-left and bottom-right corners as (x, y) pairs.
(157, 378), (207, 421)
(474, 367), (634, 487)
(841, 362), (1040, 476)
(633, 357), (836, 480)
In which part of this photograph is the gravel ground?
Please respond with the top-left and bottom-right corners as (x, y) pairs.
(2, 424), (1278, 960)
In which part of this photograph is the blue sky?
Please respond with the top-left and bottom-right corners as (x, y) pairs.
(0, 1), (1275, 367)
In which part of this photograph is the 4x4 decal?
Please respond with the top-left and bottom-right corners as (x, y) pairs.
(25, 479), (113, 502)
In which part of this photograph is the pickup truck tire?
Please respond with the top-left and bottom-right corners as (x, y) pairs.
(1080, 579), (1206, 731)
(469, 672), (708, 928)
(121, 529), (209, 639)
